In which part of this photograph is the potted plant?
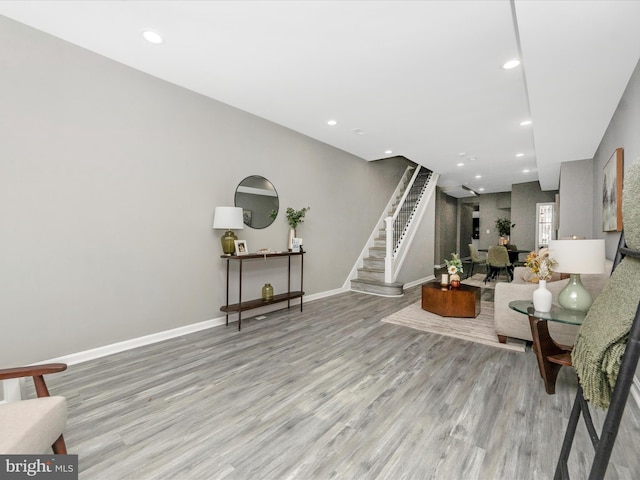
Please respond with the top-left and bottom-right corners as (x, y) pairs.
(285, 207), (309, 250)
(495, 218), (515, 245)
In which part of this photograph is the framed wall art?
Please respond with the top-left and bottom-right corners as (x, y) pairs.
(602, 148), (624, 232)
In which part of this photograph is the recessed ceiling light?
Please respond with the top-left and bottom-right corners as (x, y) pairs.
(478, 187), (485, 192)
(352, 128), (366, 136)
(457, 163), (464, 167)
(475, 174), (482, 179)
(327, 120), (337, 126)
(515, 153), (524, 157)
(385, 150), (393, 155)
(520, 120), (532, 126)
(502, 58), (521, 70)
(459, 152), (466, 157)
(142, 29), (163, 44)
(523, 169), (530, 173)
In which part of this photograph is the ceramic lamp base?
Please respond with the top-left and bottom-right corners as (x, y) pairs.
(221, 230), (238, 255)
(558, 274), (593, 312)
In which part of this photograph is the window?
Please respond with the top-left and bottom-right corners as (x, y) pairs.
(536, 203), (555, 248)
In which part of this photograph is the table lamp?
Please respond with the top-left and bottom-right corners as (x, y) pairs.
(213, 206), (244, 255)
(549, 239), (605, 312)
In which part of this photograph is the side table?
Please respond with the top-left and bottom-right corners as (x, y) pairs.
(509, 300), (585, 394)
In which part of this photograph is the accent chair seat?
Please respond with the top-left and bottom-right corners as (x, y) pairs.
(0, 363), (68, 454)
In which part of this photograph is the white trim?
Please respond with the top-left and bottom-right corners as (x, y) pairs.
(388, 173), (438, 283)
(342, 165), (416, 290)
(38, 288), (348, 367)
(404, 275), (435, 289)
(21, 278), (640, 415)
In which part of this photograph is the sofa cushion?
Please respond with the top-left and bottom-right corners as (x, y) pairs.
(0, 396), (67, 454)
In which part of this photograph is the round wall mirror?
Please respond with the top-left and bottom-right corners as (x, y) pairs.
(234, 175), (279, 229)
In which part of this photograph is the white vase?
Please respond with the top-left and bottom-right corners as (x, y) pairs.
(533, 279), (552, 313)
(288, 228), (296, 251)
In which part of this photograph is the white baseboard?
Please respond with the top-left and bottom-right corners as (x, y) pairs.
(41, 287), (347, 367)
(404, 275), (434, 289)
(31, 280), (640, 415)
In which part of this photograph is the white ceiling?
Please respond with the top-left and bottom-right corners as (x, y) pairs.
(2, 1), (640, 197)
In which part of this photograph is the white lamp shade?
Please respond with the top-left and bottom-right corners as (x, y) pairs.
(549, 239), (605, 274)
(213, 207), (244, 230)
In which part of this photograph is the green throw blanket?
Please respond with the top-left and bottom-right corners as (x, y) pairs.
(572, 258), (640, 408)
(572, 158), (640, 409)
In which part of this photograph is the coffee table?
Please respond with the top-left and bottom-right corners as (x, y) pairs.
(421, 281), (481, 318)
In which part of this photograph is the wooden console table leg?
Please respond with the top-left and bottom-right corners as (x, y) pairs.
(238, 259), (243, 331)
(528, 314), (566, 394)
(225, 258), (230, 327)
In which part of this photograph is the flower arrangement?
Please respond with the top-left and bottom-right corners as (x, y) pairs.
(444, 253), (464, 276)
(525, 248), (557, 281)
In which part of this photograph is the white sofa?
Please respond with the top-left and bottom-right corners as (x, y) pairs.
(493, 260), (613, 345)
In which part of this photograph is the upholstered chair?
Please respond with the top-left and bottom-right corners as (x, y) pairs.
(0, 363), (68, 454)
(486, 245), (512, 282)
(467, 244), (486, 278)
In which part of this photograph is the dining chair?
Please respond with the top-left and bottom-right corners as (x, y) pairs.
(467, 244), (486, 278)
(485, 245), (513, 282)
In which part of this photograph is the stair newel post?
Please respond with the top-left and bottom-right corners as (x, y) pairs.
(385, 216), (394, 283)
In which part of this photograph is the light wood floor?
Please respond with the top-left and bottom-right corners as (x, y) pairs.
(42, 286), (640, 479)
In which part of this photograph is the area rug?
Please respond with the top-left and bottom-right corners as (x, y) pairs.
(461, 273), (511, 289)
(381, 300), (526, 352)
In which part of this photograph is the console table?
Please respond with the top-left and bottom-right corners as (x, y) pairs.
(220, 251), (304, 330)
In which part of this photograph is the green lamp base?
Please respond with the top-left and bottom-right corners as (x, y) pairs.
(220, 230), (238, 255)
(558, 273), (593, 312)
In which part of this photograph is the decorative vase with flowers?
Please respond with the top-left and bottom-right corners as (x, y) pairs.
(525, 248), (557, 312)
(444, 253), (464, 288)
(285, 207), (310, 251)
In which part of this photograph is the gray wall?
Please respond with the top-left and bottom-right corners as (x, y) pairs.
(478, 192), (512, 250)
(591, 57), (640, 258)
(0, 16), (424, 366)
(558, 159), (595, 239)
(434, 188), (458, 265)
(557, 56), (640, 259)
(511, 181), (557, 251)
(437, 183), (558, 260)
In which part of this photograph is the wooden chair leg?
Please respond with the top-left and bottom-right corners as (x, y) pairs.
(52, 434), (67, 454)
(497, 334), (508, 344)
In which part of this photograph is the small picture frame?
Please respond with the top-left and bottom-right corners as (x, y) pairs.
(234, 239), (248, 255)
(291, 238), (303, 253)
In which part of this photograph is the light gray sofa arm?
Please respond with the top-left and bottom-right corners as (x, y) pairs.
(493, 260), (613, 345)
(494, 277), (579, 345)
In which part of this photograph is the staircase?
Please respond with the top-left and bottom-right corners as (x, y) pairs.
(350, 167), (434, 296)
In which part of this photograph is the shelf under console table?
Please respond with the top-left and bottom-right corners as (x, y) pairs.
(220, 250), (305, 330)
